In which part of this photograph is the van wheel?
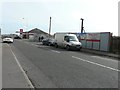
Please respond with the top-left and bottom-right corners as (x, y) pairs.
(66, 45), (70, 50)
(48, 43), (51, 46)
(55, 43), (58, 48)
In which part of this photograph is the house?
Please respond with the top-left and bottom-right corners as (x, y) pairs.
(21, 32), (29, 39)
(28, 28), (52, 41)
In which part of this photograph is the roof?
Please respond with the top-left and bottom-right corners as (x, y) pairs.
(28, 28), (48, 35)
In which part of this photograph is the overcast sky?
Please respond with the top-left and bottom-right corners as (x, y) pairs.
(0, 0), (119, 36)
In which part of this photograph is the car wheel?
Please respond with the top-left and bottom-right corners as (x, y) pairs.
(55, 43), (58, 48)
(66, 45), (70, 50)
(48, 43), (51, 46)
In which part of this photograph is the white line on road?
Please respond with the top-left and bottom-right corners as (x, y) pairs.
(51, 50), (61, 53)
(91, 56), (117, 62)
(31, 44), (38, 47)
(72, 56), (120, 72)
(38, 45), (49, 47)
(9, 46), (35, 89)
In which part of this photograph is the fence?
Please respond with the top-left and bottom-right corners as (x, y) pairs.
(78, 32), (112, 52)
(110, 36), (120, 54)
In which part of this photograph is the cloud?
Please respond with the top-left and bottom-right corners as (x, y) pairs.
(0, 0), (119, 36)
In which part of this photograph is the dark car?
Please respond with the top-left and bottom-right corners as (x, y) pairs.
(42, 38), (56, 46)
(42, 38), (49, 45)
(49, 38), (56, 46)
(14, 36), (21, 39)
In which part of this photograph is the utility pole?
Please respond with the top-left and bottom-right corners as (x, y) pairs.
(81, 18), (84, 33)
(22, 18), (28, 31)
(49, 17), (52, 38)
(0, 28), (1, 36)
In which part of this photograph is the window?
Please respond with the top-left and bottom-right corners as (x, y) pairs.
(64, 36), (69, 42)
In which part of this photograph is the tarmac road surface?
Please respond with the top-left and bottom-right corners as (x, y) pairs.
(2, 39), (119, 88)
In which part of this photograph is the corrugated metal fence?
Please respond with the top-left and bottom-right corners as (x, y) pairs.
(110, 36), (120, 54)
(77, 32), (112, 52)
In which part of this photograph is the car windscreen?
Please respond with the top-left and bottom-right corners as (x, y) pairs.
(2, 36), (12, 39)
(68, 36), (78, 41)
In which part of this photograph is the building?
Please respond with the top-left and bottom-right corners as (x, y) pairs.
(27, 28), (52, 41)
(21, 32), (29, 39)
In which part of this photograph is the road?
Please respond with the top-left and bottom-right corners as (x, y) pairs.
(2, 39), (119, 88)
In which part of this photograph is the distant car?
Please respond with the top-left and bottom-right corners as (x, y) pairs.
(49, 39), (56, 46)
(14, 36), (21, 39)
(42, 38), (55, 46)
(2, 37), (14, 43)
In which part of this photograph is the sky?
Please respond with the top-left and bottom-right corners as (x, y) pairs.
(0, 0), (119, 36)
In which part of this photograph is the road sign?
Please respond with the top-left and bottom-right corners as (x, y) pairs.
(20, 29), (23, 33)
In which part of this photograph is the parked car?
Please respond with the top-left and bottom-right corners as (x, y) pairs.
(42, 38), (56, 46)
(49, 38), (56, 46)
(2, 37), (14, 43)
(42, 38), (49, 45)
(14, 36), (21, 39)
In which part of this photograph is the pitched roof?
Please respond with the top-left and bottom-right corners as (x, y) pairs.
(28, 28), (48, 35)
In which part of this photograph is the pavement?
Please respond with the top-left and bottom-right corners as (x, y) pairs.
(81, 48), (120, 60)
(2, 43), (34, 89)
(0, 37), (2, 90)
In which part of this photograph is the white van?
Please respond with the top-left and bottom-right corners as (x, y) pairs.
(54, 33), (82, 50)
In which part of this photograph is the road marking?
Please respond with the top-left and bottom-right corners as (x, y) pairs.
(72, 56), (120, 72)
(30, 43), (49, 47)
(51, 50), (61, 53)
(9, 46), (35, 89)
(37, 45), (49, 48)
(31, 44), (38, 47)
(91, 56), (117, 62)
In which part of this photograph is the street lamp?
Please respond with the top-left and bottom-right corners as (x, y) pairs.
(0, 28), (1, 35)
(22, 18), (28, 32)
